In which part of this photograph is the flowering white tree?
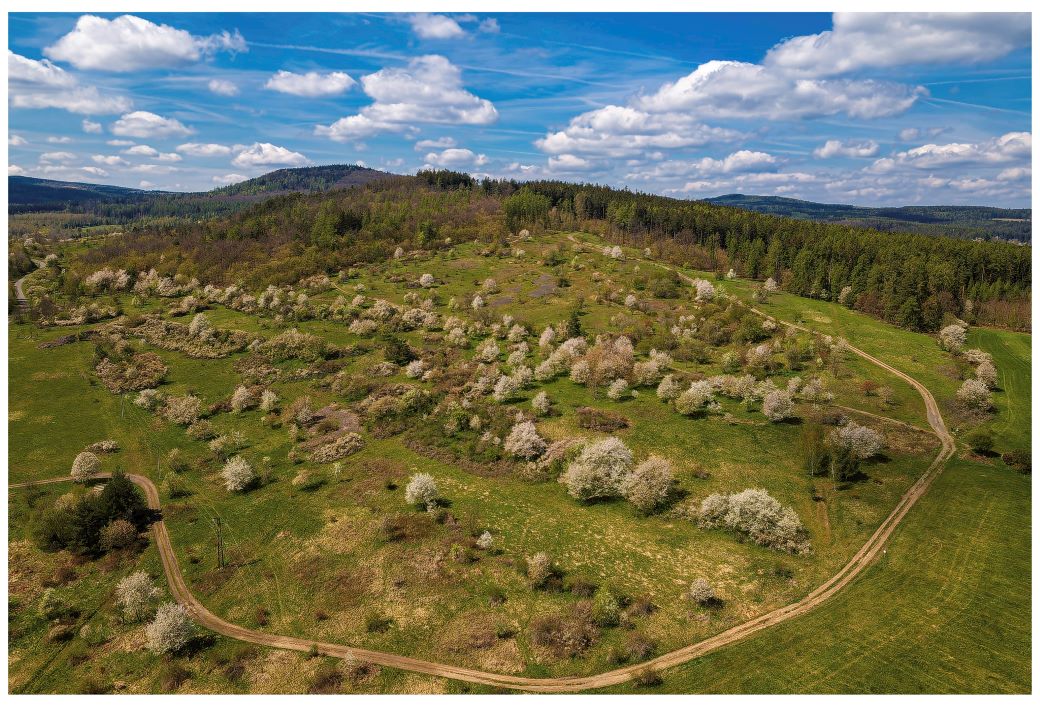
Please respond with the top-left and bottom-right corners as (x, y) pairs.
(405, 473), (439, 510)
(476, 339), (500, 363)
(419, 273), (435, 288)
(956, 378), (993, 410)
(188, 312), (210, 338)
(513, 365), (533, 388)
(699, 488), (809, 554)
(762, 389), (794, 422)
(569, 359), (592, 384)
(71, 451), (100, 482)
(962, 349), (992, 365)
(527, 552), (554, 587)
(230, 385), (256, 413)
(675, 380), (714, 415)
(764, 277), (779, 293)
(134, 388), (162, 410)
(476, 531), (494, 551)
(446, 327), (468, 347)
(161, 395), (201, 426)
(146, 602), (196, 654)
(830, 421), (884, 459)
(938, 324), (967, 352)
(532, 391), (551, 416)
(405, 359), (427, 379)
(538, 326), (556, 350)
(606, 378), (630, 400)
(620, 455), (674, 512)
(560, 437), (634, 501)
(221, 456), (255, 492)
(507, 324), (528, 343)
(504, 421), (547, 459)
(624, 294), (638, 308)
(656, 374), (682, 402)
(492, 374), (520, 402)
(471, 294), (485, 310)
(687, 578), (716, 605)
(693, 279), (715, 301)
(976, 360), (998, 389)
(116, 571), (162, 621)
(259, 389), (279, 413)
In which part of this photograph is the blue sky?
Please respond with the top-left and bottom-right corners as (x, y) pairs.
(7, 12), (1033, 206)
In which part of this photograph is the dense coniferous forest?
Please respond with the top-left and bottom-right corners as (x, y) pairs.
(55, 170), (1032, 332)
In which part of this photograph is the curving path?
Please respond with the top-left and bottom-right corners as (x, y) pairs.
(9, 243), (956, 692)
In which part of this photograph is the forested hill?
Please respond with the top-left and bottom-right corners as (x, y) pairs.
(9, 176), (156, 211)
(73, 170), (1031, 332)
(704, 194), (1032, 243)
(209, 165), (391, 196)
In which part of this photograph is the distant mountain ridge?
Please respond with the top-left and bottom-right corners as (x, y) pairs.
(9, 176), (156, 210)
(8, 165), (393, 214)
(703, 194), (1031, 243)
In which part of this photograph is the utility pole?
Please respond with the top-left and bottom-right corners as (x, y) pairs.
(213, 517), (226, 569)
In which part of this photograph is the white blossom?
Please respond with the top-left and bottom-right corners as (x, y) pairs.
(221, 456), (254, 492)
(146, 602), (196, 654)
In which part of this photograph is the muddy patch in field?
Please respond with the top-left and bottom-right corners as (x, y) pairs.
(531, 274), (557, 298)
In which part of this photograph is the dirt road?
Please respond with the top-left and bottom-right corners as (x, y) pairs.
(9, 243), (957, 691)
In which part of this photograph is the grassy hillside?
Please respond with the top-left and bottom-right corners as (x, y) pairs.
(14, 228), (1005, 693)
(601, 455), (1031, 694)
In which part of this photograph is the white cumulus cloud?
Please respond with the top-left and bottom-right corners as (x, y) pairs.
(44, 14), (246, 72)
(414, 137), (457, 151)
(111, 111), (193, 139)
(547, 154), (592, 172)
(409, 13), (466, 40)
(8, 50), (131, 114)
(765, 13), (1031, 78)
(91, 154), (129, 166)
(40, 151), (77, 163)
(423, 147), (488, 168)
(265, 70), (355, 97)
(813, 139), (880, 159)
(176, 142), (232, 157)
(231, 142), (309, 168)
(82, 119), (102, 133)
(316, 55), (497, 141)
(208, 78), (239, 96)
(871, 132), (1031, 170)
(9, 134), (27, 146)
(637, 60), (924, 121)
(537, 104), (740, 157)
(213, 173), (248, 184)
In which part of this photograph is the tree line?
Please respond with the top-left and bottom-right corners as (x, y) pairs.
(71, 171), (1030, 332)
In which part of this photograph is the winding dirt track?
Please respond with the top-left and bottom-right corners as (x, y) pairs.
(9, 247), (956, 692)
